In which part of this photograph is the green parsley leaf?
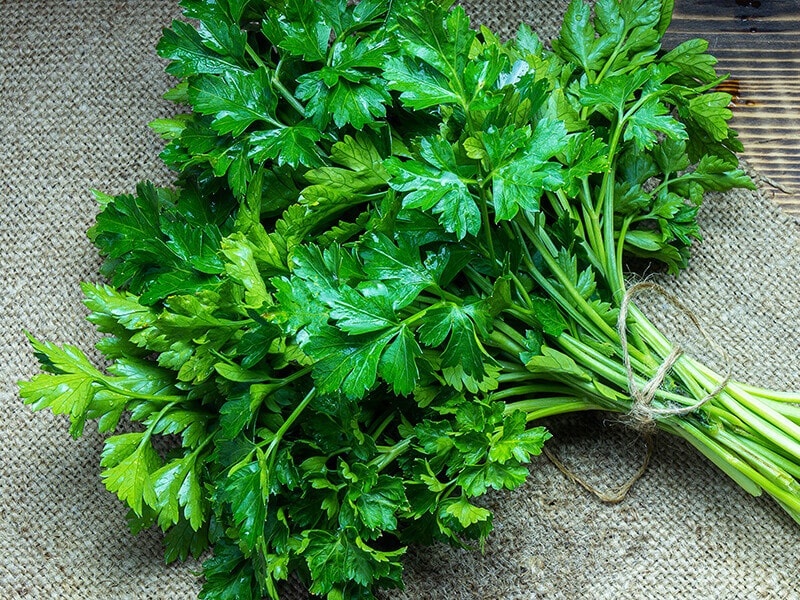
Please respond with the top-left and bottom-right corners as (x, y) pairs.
(189, 69), (279, 137)
(386, 137), (480, 240)
(158, 19), (249, 77)
(100, 433), (161, 516)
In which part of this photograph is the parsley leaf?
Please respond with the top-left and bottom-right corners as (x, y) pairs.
(386, 137), (480, 240)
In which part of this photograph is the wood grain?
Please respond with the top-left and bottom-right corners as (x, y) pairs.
(664, 0), (800, 213)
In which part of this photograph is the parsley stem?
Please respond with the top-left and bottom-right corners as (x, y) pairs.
(491, 384), (574, 401)
(370, 410), (396, 440)
(496, 371), (538, 383)
(268, 387), (316, 455)
(732, 433), (800, 480)
(261, 388), (318, 479)
(594, 31), (628, 85)
(188, 432), (215, 458)
(279, 365), (314, 387)
(509, 272), (535, 309)
(674, 420), (800, 515)
(613, 216), (652, 361)
(615, 215), (632, 293)
(726, 383), (800, 405)
(544, 190), (561, 217)
(757, 399), (800, 423)
(436, 288), (465, 305)
(601, 125), (624, 302)
(141, 401), (179, 447)
(272, 77), (307, 118)
(245, 44), (268, 70)
(231, 387), (317, 478)
(370, 438), (412, 473)
(401, 303), (439, 327)
(580, 178), (605, 265)
(713, 428), (800, 493)
(508, 220), (535, 268)
(98, 379), (184, 404)
(487, 329), (526, 356)
(701, 383), (800, 462)
(269, 56), (307, 118)
(478, 187), (496, 266)
(463, 265), (493, 295)
(507, 398), (602, 422)
(558, 333), (695, 408)
(515, 257), (606, 344)
(493, 320), (528, 348)
(604, 302), (800, 455)
(521, 218), (620, 342)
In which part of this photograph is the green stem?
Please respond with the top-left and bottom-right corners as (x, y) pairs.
(552, 190), (571, 215)
(279, 366), (314, 387)
(370, 438), (412, 473)
(268, 388), (316, 452)
(491, 384), (575, 401)
(504, 396), (600, 419)
(188, 432), (215, 458)
(616, 215), (632, 291)
(732, 382), (800, 404)
(493, 320), (528, 348)
(488, 329), (526, 356)
(712, 389), (800, 463)
(713, 428), (800, 491)
(263, 56), (307, 118)
(402, 302), (442, 327)
(611, 233), (653, 360)
(594, 32), (629, 84)
(620, 306), (800, 442)
(245, 44), (268, 69)
(580, 178), (607, 266)
(521, 401), (603, 422)
(602, 168), (622, 302)
(758, 398), (800, 424)
(670, 419), (783, 501)
(496, 371), (538, 384)
(272, 78), (307, 118)
(231, 388), (317, 477)
(370, 410), (396, 440)
(141, 401), (179, 446)
(98, 377), (184, 404)
(634, 309), (800, 461)
(478, 187), (497, 266)
(509, 272), (535, 309)
(558, 333), (700, 408)
(519, 217), (621, 342)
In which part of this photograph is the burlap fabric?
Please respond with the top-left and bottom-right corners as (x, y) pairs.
(1, 1), (798, 599)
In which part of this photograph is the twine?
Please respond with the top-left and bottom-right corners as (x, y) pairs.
(546, 282), (733, 504)
(618, 282), (733, 428)
(543, 434), (654, 504)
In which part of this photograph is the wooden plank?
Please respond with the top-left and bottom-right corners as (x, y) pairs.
(665, 1), (800, 213)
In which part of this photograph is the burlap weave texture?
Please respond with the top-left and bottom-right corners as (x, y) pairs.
(1, 1), (798, 599)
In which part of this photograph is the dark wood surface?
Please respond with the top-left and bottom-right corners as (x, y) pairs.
(664, 0), (800, 214)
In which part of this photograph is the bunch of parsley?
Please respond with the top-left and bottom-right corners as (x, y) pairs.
(20, 0), (800, 598)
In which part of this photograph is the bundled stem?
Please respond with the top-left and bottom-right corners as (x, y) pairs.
(483, 191), (800, 521)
